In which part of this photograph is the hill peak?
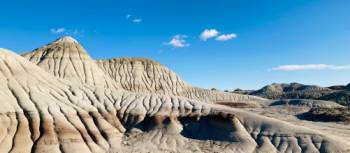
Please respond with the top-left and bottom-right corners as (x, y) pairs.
(54, 36), (79, 44)
(21, 37), (118, 88)
(0, 48), (12, 54)
(23, 36), (89, 61)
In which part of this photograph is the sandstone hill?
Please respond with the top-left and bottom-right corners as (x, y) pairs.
(0, 36), (349, 153)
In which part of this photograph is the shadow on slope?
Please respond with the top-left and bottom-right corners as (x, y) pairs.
(125, 114), (242, 142)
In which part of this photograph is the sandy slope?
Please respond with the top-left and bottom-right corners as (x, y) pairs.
(244, 105), (350, 142)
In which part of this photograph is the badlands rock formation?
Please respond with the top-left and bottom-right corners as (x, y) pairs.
(0, 36), (348, 153)
(96, 57), (265, 105)
(23, 36), (265, 107)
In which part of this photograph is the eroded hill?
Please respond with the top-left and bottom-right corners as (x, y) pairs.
(0, 36), (348, 153)
(23, 37), (265, 107)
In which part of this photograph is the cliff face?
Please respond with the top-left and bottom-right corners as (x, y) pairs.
(6, 37), (349, 153)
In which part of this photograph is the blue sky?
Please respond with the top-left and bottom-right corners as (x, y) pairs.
(1, 0), (350, 90)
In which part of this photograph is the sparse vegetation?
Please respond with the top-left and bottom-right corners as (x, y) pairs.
(300, 107), (350, 123)
(320, 90), (350, 106)
(235, 82), (350, 106)
(97, 57), (162, 65)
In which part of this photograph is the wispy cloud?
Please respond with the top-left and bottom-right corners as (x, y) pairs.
(72, 29), (84, 37)
(164, 35), (189, 48)
(200, 29), (237, 41)
(126, 14), (142, 24)
(200, 29), (219, 41)
(50, 28), (84, 37)
(50, 28), (65, 34)
(132, 18), (142, 23)
(271, 64), (350, 71)
(216, 33), (237, 41)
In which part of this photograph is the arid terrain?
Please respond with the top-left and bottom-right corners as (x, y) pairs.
(0, 36), (349, 153)
(233, 83), (350, 106)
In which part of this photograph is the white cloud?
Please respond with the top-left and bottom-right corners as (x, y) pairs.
(216, 33), (237, 41)
(132, 18), (142, 23)
(126, 14), (142, 24)
(50, 28), (65, 34)
(200, 29), (219, 41)
(271, 64), (350, 71)
(164, 35), (189, 48)
(50, 28), (84, 37)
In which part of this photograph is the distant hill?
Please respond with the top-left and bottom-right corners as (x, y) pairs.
(319, 90), (350, 106)
(233, 82), (350, 106)
(300, 107), (350, 123)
